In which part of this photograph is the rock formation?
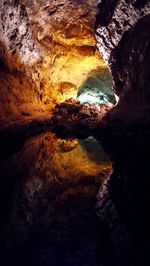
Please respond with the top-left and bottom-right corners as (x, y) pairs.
(95, 0), (150, 126)
(0, 1), (150, 265)
(0, 0), (106, 128)
(50, 98), (114, 137)
(95, 2), (150, 266)
(0, 132), (111, 265)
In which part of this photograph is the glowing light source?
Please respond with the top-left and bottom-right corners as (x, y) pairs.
(114, 93), (119, 104)
(77, 69), (117, 105)
(78, 91), (104, 104)
(77, 89), (115, 105)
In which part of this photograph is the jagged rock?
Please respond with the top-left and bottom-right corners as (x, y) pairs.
(50, 98), (114, 136)
(0, 0), (106, 128)
(95, 2), (150, 265)
(95, 0), (150, 126)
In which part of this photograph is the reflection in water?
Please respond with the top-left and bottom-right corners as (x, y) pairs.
(79, 136), (110, 164)
(0, 132), (112, 266)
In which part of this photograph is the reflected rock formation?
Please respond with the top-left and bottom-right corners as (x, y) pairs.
(95, 1), (150, 266)
(0, 1), (150, 266)
(0, 132), (111, 266)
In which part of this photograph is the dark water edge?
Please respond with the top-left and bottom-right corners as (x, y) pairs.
(0, 132), (111, 266)
(0, 128), (150, 266)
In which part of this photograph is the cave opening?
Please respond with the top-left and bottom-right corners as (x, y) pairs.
(50, 66), (118, 135)
(77, 68), (116, 106)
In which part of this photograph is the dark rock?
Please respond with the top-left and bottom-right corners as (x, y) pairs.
(95, 0), (150, 125)
(95, 2), (150, 265)
(50, 98), (114, 137)
(95, 0), (118, 27)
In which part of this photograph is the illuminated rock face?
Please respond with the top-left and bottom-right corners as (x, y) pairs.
(1, 132), (111, 185)
(77, 68), (116, 105)
(95, 0), (150, 126)
(0, 0), (106, 128)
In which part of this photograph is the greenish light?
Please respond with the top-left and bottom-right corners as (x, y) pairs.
(77, 69), (116, 105)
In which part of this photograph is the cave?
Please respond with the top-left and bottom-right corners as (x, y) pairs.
(0, 1), (150, 266)
(77, 68), (116, 105)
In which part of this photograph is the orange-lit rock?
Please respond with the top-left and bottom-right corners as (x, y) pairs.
(0, 0), (106, 128)
(0, 131), (112, 204)
(0, 131), (112, 263)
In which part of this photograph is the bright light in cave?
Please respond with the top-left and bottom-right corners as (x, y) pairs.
(77, 69), (116, 105)
(78, 93), (99, 104)
(78, 91), (111, 104)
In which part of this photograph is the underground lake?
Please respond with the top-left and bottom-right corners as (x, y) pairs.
(0, 1), (150, 266)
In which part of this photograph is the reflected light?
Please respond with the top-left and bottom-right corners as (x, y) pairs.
(114, 93), (119, 104)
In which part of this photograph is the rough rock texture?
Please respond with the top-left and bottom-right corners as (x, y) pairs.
(95, 2), (150, 265)
(0, 0), (106, 128)
(95, 0), (150, 126)
(50, 98), (114, 137)
(0, 1), (150, 266)
(95, 131), (150, 266)
(77, 68), (115, 105)
(0, 132), (111, 266)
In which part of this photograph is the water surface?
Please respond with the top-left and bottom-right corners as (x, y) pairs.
(0, 132), (112, 266)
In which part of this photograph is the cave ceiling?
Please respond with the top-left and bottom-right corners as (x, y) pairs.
(0, 0), (107, 128)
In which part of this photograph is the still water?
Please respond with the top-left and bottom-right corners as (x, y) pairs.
(0, 132), (111, 266)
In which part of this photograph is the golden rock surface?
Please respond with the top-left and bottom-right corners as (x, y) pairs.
(0, 0), (106, 127)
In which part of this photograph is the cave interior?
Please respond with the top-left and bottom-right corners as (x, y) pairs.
(0, 1), (150, 266)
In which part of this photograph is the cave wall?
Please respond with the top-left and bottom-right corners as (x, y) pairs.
(95, 2), (150, 265)
(0, 0), (106, 128)
(95, 0), (150, 125)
